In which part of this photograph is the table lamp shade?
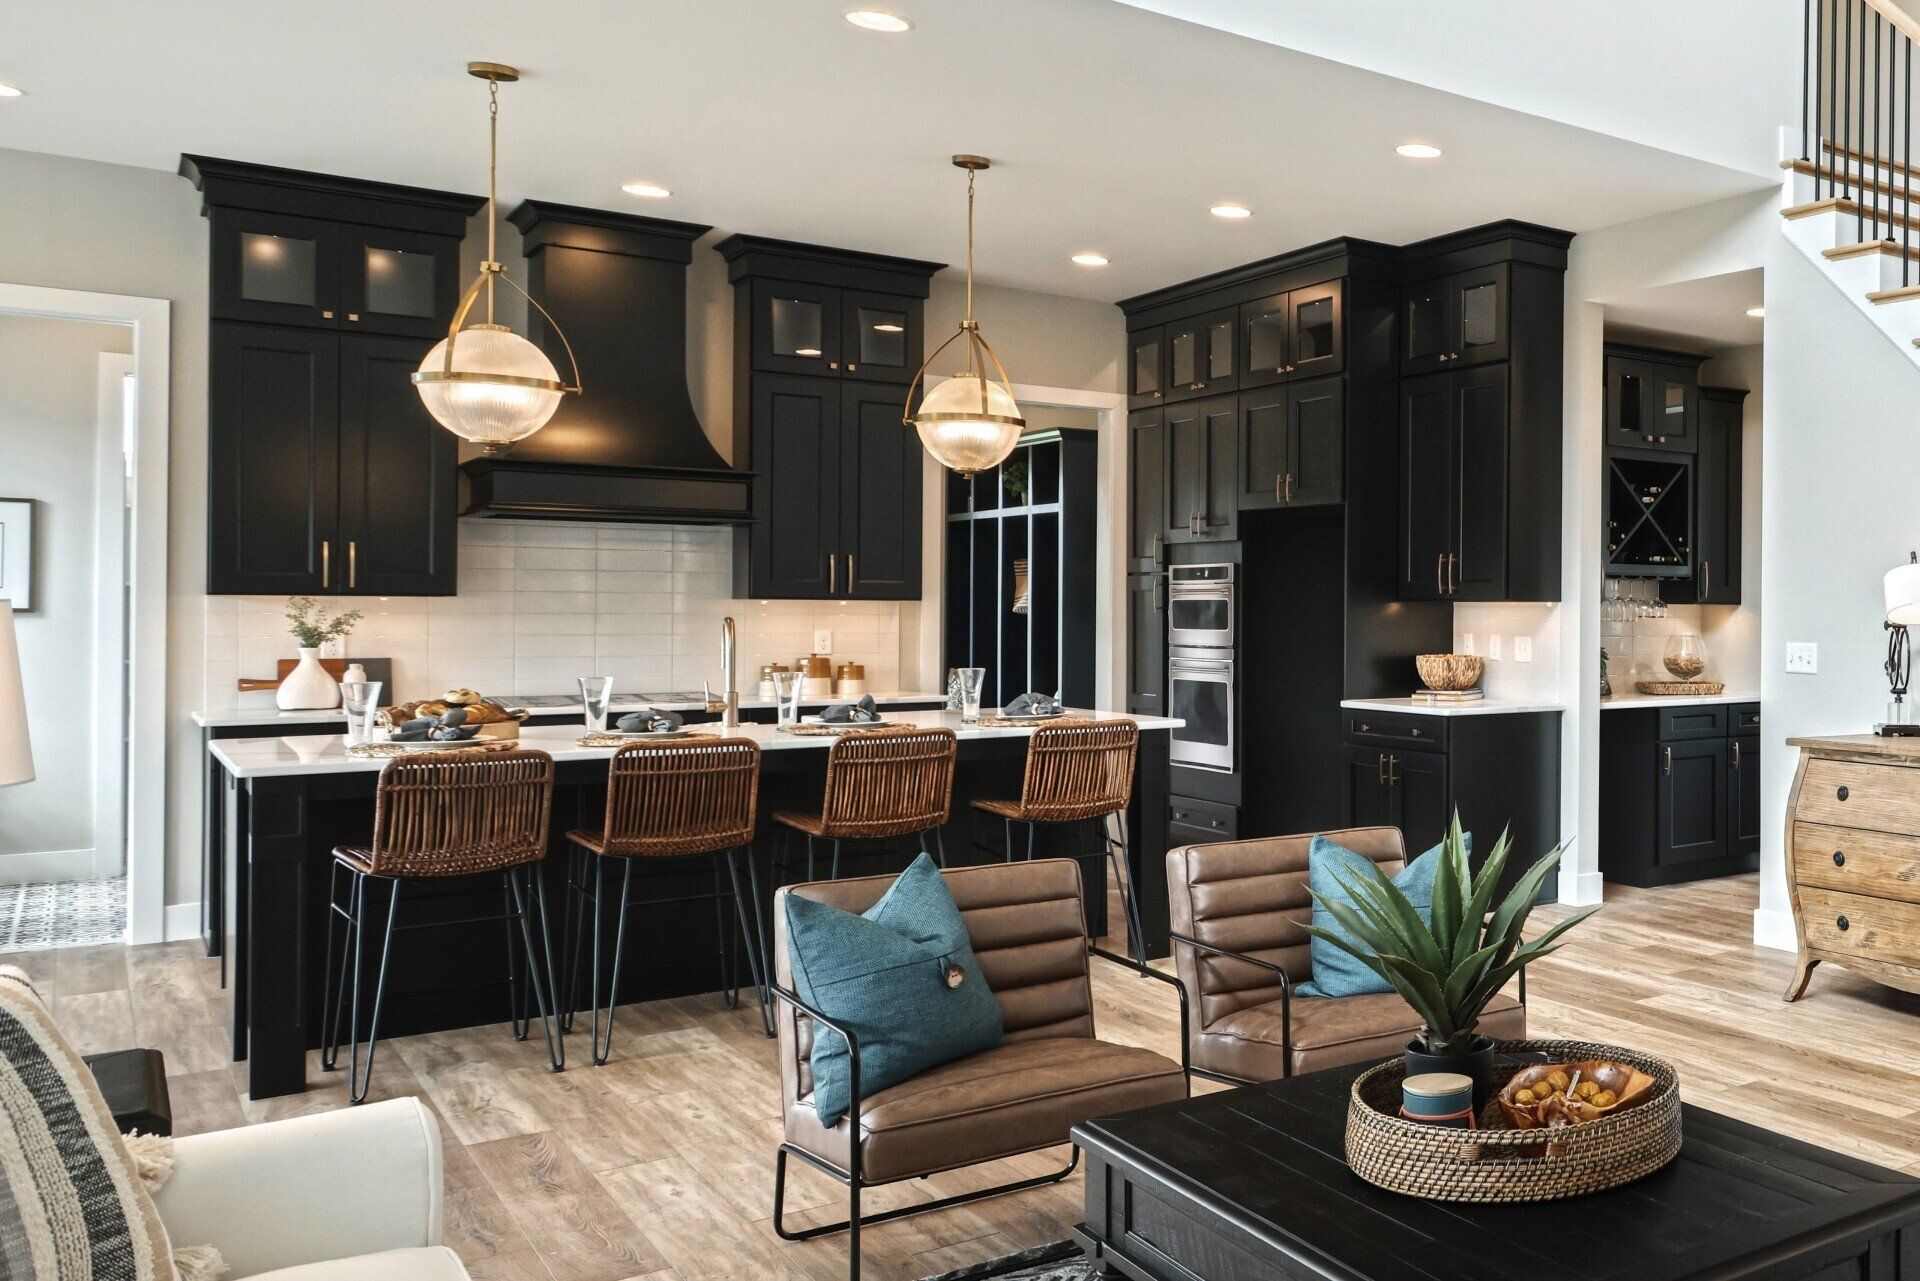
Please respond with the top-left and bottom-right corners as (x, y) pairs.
(0, 601), (32, 786)
(1888, 558), (1920, 626)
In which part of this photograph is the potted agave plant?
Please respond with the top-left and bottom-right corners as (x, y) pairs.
(1302, 817), (1596, 1107)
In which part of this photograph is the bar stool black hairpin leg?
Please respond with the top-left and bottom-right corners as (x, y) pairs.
(559, 844), (593, 1034)
(1105, 811), (1147, 967)
(346, 875), (402, 1106)
(725, 845), (775, 1036)
(506, 863), (564, 1074)
(320, 864), (358, 1072)
(504, 872), (529, 1041)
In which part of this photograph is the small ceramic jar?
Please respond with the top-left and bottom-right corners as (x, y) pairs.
(1400, 1072), (1476, 1127)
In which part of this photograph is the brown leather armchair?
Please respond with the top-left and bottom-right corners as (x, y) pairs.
(770, 858), (1188, 1280)
(1166, 827), (1526, 1085)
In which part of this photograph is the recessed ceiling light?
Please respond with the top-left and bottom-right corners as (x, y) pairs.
(1210, 204), (1252, 220)
(1071, 252), (1111, 267)
(0, 83), (22, 98)
(872, 323), (904, 333)
(620, 181), (672, 199)
(1396, 142), (1443, 159)
(1746, 306), (1766, 318)
(845, 9), (912, 32)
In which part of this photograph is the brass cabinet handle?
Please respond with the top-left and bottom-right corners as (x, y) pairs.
(1447, 552), (1458, 595)
(1172, 810), (1189, 821)
(847, 552), (855, 589)
(848, 363), (857, 372)
(1284, 473), (1293, 503)
(1377, 753), (1387, 784)
(321, 539), (330, 588)
(829, 361), (839, 370)
(1275, 472), (1283, 503)
(828, 553), (836, 595)
(1731, 739), (1741, 769)
(1436, 553), (1444, 595)
(1664, 746), (1673, 774)
(1703, 560), (1710, 600)
(348, 540), (357, 589)
(322, 309), (335, 320)
(347, 313), (360, 322)
(1209, 818), (1225, 829)
(1388, 754), (1399, 785)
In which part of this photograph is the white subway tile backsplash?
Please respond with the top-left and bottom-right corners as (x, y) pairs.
(206, 519), (902, 704)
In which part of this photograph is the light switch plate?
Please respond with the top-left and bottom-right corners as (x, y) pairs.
(813, 628), (833, 655)
(1487, 635), (1503, 661)
(1458, 634), (1477, 656)
(319, 639), (345, 660)
(1513, 636), (1533, 663)
(1786, 642), (1818, 673)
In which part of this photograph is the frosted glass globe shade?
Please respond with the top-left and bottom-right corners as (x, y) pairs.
(414, 326), (564, 450)
(913, 373), (1023, 475)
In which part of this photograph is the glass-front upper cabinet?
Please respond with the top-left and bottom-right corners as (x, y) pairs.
(840, 290), (919, 385)
(1649, 365), (1696, 451)
(1242, 284), (1342, 388)
(1242, 296), (1290, 386)
(339, 227), (461, 341)
(1162, 307), (1239, 402)
(1128, 326), (1165, 408)
(1402, 264), (1507, 375)
(1606, 355), (1651, 445)
(1606, 348), (1699, 454)
(751, 279), (842, 376)
(212, 210), (343, 329)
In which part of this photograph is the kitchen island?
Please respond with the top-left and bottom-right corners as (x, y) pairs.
(208, 711), (1179, 1098)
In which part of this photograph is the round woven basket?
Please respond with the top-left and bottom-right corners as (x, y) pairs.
(1345, 1038), (1681, 1202)
(1415, 653), (1484, 691)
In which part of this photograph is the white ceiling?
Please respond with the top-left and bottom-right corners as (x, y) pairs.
(1113, 0), (1801, 179)
(1603, 269), (1766, 351)
(3, 0), (1775, 302)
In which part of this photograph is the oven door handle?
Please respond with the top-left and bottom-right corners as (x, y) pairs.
(1169, 659), (1234, 673)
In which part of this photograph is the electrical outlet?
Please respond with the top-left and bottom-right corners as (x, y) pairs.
(1786, 642), (1818, 674)
(813, 628), (833, 655)
(1458, 634), (1477, 656)
(1487, 635), (1503, 661)
(1513, 636), (1533, 663)
(319, 638), (345, 660)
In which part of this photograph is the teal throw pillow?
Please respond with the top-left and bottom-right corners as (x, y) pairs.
(784, 854), (1004, 1128)
(1297, 833), (1461, 998)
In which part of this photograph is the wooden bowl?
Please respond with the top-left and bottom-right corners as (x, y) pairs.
(1496, 1060), (1658, 1130)
(1416, 653), (1484, 691)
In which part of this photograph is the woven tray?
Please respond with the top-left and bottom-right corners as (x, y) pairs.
(774, 720), (913, 736)
(1634, 680), (1726, 696)
(969, 713), (1097, 728)
(1345, 1038), (1681, 1202)
(345, 738), (519, 759)
(576, 731), (720, 748)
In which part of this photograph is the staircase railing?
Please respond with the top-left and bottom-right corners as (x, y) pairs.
(1806, 0), (1920, 284)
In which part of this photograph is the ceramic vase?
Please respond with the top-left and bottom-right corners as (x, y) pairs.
(277, 647), (339, 710)
(1404, 1033), (1496, 1113)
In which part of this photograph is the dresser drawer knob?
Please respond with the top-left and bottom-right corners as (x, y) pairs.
(1837, 915), (1851, 932)
(1834, 850), (1847, 867)
(1837, 786), (1850, 801)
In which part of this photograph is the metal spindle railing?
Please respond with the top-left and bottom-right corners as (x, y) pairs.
(1803, 0), (1920, 280)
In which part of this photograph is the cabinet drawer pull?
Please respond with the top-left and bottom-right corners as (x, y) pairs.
(1838, 785), (1850, 801)
(1448, 552), (1457, 595)
(321, 539), (331, 589)
(1209, 819), (1225, 829)
(1436, 553), (1445, 595)
(1358, 723), (1371, 733)
(828, 553), (837, 595)
(848, 363), (857, 372)
(348, 540), (357, 590)
(322, 310), (335, 320)
(829, 361), (839, 370)
(347, 313), (360, 323)
(1663, 746), (1673, 774)
(1730, 740), (1740, 769)
(1834, 850), (1847, 867)
(1411, 727), (1422, 737)
(1837, 915), (1851, 932)
(1171, 810), (1189, 821)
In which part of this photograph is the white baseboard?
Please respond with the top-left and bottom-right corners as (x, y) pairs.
(0, 846), (109, 883)
(162, 902), (201, 945)
(1558, 869), (1604, 907)
(1752, 906), (1798, 953)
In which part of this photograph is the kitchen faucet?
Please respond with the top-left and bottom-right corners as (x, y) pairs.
(705, 616), (741, 727)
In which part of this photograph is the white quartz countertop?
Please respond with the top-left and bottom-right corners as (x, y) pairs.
(1340, 697), (1566, 719)
(193, 691), (949, 730)
(207, 710), (1184, 779)
(1600, 690), (1759, 710)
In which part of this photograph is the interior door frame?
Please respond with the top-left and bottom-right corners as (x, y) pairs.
(0, 283), (170, 945)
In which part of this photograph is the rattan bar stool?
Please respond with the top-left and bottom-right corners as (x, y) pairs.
(561, 737), (764, 1062)
(321, 748), (563, 1104)
(971, 720), (1144, 962)
(772, 726), (957, 883)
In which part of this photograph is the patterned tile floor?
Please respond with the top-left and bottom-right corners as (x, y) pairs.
(0, 877), (126, 952)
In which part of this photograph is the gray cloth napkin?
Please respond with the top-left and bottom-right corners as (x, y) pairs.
(616, 707), (683, 733)
(819, 695), (880, 724)
(1003, 692), (1063, 717)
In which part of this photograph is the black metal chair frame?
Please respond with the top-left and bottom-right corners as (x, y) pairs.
(768, 945), (1187, 1281)
(1168, 929), (1525, 1088)
(561, 842), (773, 1060)
(320, 858), (563, 1104)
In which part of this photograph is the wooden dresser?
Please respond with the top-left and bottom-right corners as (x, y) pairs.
(1784, 735), (1920, 1001)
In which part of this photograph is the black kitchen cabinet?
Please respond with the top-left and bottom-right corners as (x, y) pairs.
(1237, 377), (1343, 511)
(1129, 328), (1166, 409)
(1342, 710), (1561, 901)
(1601, 702), (1760, 886)
(186, 157), (480, 596)
(1168, 795), (1238, 849)
(1605, 344), (1704, 454)
(1240, 282), (1344, 389)
(1398, 364), (1512, 600)
(1164, 394), (1238, 544)
(1666, 386), (1745, 604)
(1165, 307), (1239, 402)
(1402, 263), (1508, 375)
(1128, 573), (1166, 716)
(1130, 408), (1168, 569)
(720, 235), (942, 599)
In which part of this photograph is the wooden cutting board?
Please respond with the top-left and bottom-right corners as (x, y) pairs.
(237, 657), (393, 693)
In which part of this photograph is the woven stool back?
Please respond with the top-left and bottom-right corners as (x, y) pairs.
(363, 748), (555, 878)
(596, 736), (761, 857)
(818, 726), (956, 841)
(1016, 719), (1139, 823)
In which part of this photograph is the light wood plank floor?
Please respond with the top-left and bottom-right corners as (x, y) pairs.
(12, 874), (1920, 1280)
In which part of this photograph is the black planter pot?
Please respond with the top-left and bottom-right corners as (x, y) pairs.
(1404, 1034), (1497, 1111)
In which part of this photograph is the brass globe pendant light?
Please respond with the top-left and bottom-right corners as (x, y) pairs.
(413, 62), (580, 454)
(907, 155), (1024, 476)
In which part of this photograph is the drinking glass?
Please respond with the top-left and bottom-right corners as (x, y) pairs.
(340, 680), (383, 746)
(772, 670), (803, 726)
(957, 667), (986, 722)
(578, 676), (614, 732)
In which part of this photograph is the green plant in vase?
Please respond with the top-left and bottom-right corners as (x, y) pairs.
(1000, 458), (1028, 502)
(1302, 815), (1596, 1104)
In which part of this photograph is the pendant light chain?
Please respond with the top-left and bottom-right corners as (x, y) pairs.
(485, 77), (499, 324)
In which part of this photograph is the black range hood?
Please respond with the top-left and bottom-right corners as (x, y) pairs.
(459, 202), (752, 524)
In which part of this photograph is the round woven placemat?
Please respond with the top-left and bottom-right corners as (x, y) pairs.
(576, 731), (722, 748)
(774, 720), (913, 735)
(345, 738), (515, 759)
(1345, 1038), (1681, 1202)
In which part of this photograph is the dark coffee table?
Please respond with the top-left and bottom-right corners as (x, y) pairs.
(1072, 1059), (1920, 1281)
